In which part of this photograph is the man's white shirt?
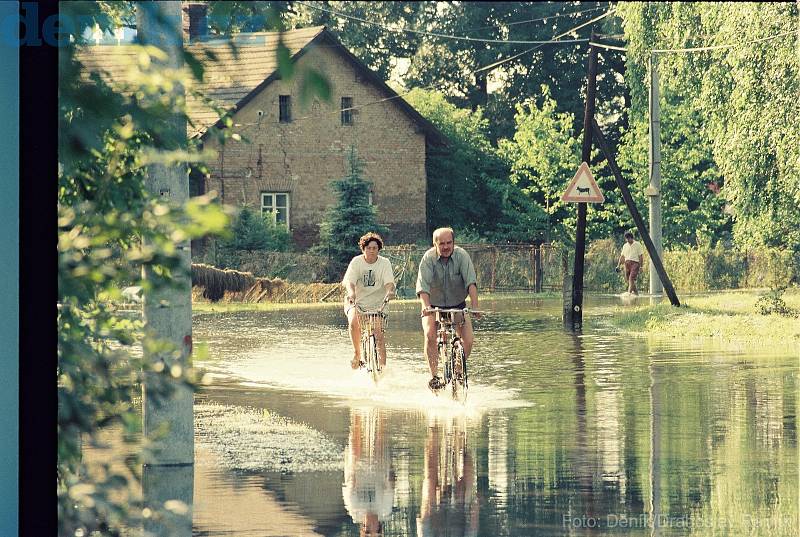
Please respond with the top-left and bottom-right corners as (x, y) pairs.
(621, 241), (645, 262)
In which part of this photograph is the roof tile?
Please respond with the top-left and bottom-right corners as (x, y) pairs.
(75, 26), (325, 137)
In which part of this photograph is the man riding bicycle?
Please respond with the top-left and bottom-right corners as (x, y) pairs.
(343, 232), (396, 370)
(415, 227), (481, 391)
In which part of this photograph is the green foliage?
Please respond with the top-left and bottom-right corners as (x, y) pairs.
(404, 88), (548, 243)
(578, 235), (798, 293)
(608, 291), (800, 348)
(617, 2), (800, 253)
(294, 2), (627, 142)
(314, 147), (388, 279)
(755, 287), (799, 318)
(600, 244), (796, 293)
(57, 1), (329, 534)
(292, 1), (439, 81)
(60, 0), (335, 531)
(744, 248), (798, 290)
(221, 206), (291, 252)
(499, 86), (581, 241)
(584, 238), (622, 292)
(206, 1), (289, 34)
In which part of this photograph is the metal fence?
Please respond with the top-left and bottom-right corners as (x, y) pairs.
(199, 240), (797, 298)
(383, 243), (567, 297)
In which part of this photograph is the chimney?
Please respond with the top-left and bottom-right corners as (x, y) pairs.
(183, 2), (208, 42)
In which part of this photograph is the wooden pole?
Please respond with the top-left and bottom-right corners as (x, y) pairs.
(591, 119), (681, 306)
(569, 41), (599, 330)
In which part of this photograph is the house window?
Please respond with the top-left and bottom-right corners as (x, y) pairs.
(341, 96), (353, 125)
(261, 192), (290, 226)
(279, 95), (291, 123)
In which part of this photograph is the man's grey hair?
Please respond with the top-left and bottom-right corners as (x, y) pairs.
(432, 227), (455, 244)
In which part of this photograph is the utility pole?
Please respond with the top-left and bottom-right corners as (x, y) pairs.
(137, 1), (193, 534)
(647, 53), (664, 295)
(568, 40), (598, 331)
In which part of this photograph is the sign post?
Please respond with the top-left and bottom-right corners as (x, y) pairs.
(566, 41), (598, 331)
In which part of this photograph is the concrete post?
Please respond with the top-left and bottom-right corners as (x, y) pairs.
(137, 1), (194, 466)
(142, 465), (194, 537)
(648, 54), (664, 295)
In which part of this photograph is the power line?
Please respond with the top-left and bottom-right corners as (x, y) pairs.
(220, 12), (617, 130)
(580, 27), (796, 53)
(295, 0), (595, 46)
(465, 4), (610, 32)
(589, 41), (627, 52)
(474, 9), (616, 74)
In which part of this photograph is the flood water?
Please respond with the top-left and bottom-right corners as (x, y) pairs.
(113, 296), (800, 536)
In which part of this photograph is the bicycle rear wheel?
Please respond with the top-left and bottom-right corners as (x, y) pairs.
(451, 340), (468, 403)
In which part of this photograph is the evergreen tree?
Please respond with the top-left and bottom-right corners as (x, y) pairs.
(221, 205), (291, 252)
(224, 206), (271, 251)
(316, 147), (388, 279)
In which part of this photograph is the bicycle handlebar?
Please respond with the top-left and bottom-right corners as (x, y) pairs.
(423, 307), (485, 315)
(355, 296), (392, 316)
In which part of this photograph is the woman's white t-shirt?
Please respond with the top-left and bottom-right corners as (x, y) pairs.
(342, 255), (395, 310)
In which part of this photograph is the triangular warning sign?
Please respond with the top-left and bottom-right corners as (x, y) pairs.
(561, 162), (604, 203)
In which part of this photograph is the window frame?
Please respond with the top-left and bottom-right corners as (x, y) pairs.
(341, 96), (353, 126)
(279, 95), (292, 123)
(260, 192), (291, 228)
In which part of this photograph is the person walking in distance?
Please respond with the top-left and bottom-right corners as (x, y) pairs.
(617, 231), (644, 295)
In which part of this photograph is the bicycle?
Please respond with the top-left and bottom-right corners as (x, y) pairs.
(356, 297), (390, 384)
(425, 307), (483, 403)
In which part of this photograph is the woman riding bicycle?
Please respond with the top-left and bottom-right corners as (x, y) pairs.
(415, 227), (481, 391)
(342, 232), (396, 370)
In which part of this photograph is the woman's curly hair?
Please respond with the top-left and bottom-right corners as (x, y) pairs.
(359, 232), (384, 250)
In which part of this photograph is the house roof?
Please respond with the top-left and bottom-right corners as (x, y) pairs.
(75, 26), (447, 145)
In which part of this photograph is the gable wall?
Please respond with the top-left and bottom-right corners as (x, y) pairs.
(202, 40), (428, 249)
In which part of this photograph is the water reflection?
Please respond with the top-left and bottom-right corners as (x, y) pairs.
(343, 407), (396, 537)
(417, 415), (479, 537)
(142, 464), (193, 537)
(178, 296), (799, 536)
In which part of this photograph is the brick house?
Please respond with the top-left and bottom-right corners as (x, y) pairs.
(78, 16), (446, 249)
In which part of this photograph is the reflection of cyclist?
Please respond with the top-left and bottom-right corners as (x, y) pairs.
(342, 408), (396, 537)
(342, 232), (396, 370)
(415, 227), (480, 390)
(416, 418), (479, 537)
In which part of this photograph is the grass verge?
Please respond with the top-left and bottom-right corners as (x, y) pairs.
(599, 288), (800, 350)
(191, 290), (561, 313)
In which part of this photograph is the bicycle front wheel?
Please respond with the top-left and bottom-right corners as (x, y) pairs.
(366, 334), (381, 384)
(451, 340), (468, 403)
(439, 341), (451, 385)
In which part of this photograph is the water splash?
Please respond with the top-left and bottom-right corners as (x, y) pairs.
(215, 343), (530, 414)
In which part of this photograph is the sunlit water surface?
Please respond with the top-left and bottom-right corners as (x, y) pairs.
(102, 296), (800, 536)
